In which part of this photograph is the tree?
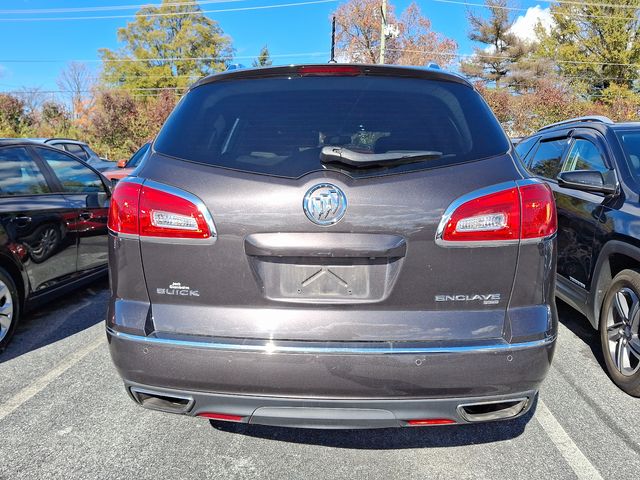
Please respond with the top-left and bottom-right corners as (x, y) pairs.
(40, 101), (72, 137)
(99, 0), (234, 90)
(536, 0), (640, 94)
(460, 0), (531, 87)
(253, 45), (272, 67)
(333, 0), (457, 67)
(57, 62), (94, 119)
(0, 94), (30, 136)
(89, 90), (140, 158)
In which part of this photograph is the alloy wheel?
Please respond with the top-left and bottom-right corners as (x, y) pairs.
(605, 287), (640, 376)
(0, 280), (14, 343)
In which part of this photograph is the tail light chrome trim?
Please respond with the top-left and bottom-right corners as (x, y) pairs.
(108, 177), (217, 244)
(435, 178), (556, 248)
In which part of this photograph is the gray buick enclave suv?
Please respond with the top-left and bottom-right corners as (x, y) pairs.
(106, 64), (558, 429)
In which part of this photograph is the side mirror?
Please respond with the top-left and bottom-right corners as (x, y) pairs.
(557, 170), (618, 195)
(116, 159), (127, 168)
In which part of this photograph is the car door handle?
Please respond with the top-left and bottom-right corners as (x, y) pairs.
(79, 211), (93, 220)
(12, 215), (32, 226)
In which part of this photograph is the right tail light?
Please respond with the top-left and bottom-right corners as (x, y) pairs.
(437, 181), (557, 246)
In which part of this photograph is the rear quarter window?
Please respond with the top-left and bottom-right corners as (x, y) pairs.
(528, 138), (569, 180)
(616, 131), (640, 183)
(154, 75), (509, 178)
(514, 137), (538, 163)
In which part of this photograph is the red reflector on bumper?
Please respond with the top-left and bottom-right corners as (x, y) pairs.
(197, 412), (244, 422)
(407, 418), (456, 426)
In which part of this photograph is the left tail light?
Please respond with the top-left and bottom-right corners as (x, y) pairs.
(108, 180), (215, 240)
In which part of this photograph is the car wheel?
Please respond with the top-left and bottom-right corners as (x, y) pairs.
(599, 269), (640, 397)
(0, 269), (19, 352)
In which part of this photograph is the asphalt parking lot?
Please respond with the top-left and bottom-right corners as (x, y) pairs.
(1, 278), (639, 480)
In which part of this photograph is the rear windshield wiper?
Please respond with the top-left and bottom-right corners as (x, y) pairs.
(320, 146), (443, 168)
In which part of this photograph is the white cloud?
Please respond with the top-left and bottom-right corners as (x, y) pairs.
(510, 5), (553, 44)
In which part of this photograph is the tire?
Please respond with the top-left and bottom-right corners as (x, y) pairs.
(599, 269), (640, 397)
(0, 268), (19, 352)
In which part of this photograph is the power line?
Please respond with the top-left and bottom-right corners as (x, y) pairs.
(433, 0), (640, 21)
(0, 0), (338, 22)
(0, 0), (244, 15)
(385, 47), (640, 68)
(2, 45), (639, 69)
(3, 87), (187, 95)
(2, 46), (639, 68)
(540, 0), (640, 10)
(0, 51), (328, 64)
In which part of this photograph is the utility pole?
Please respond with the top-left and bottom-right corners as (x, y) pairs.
(329, 16), (337, 63)
(379, 0), (387, 64)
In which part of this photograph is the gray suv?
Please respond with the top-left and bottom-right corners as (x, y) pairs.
(106, 64), (558, 429)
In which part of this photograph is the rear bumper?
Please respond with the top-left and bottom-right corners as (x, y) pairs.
(106, 327), (555, 428)
(125, 380), (537, 428)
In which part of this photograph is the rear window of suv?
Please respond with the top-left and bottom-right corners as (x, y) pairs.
(154, 75), (510, 178)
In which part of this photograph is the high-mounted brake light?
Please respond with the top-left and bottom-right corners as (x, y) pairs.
(108, 180), (214, 240)
(298, 65), (361, 76)
(437, 181), (556, 246)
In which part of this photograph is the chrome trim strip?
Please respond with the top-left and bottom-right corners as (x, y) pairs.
(435, 178), (552, 248)
(107, 327), (556, 355)
(119, 176), (145, 186)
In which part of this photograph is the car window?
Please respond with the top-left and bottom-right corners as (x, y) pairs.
(64, 143), (89, 161)
(514, 137), (538, 162)
(35, 147), (104, 193)
(562, 139), (608, 173)
(82, 145), (100, 161)
(615, 131), (640, 181)
(0, 147), (51, 196)
(126, 143), (150, 168)
(154, 76), (510, 179)
(528, 138), (569, 180)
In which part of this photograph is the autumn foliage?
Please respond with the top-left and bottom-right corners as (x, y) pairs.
(3, 0), (640, 158)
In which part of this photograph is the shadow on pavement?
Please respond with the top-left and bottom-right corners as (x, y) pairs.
(0, 277), (108, 363)
(208, 396), (537, 449)
(555, 299), (607, 372)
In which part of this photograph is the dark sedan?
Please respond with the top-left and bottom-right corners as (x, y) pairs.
(0, 139), (110, 350)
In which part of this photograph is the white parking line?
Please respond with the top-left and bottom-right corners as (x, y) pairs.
(536, 399), (603, 480)
(0, 335), (103, 422)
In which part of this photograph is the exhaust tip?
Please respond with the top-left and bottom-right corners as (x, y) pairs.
(129, 387), (194, 414)
(457, 397), (529, 422)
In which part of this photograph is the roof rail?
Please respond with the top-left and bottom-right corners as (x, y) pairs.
(538, 116), (614, 132)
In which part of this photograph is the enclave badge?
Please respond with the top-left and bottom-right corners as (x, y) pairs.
(303, 183), (347, 226)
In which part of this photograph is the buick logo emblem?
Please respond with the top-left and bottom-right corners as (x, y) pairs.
(303, 183), (347, 226)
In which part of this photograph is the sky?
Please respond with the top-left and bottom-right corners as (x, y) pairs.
(0, 0), (552, 95)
